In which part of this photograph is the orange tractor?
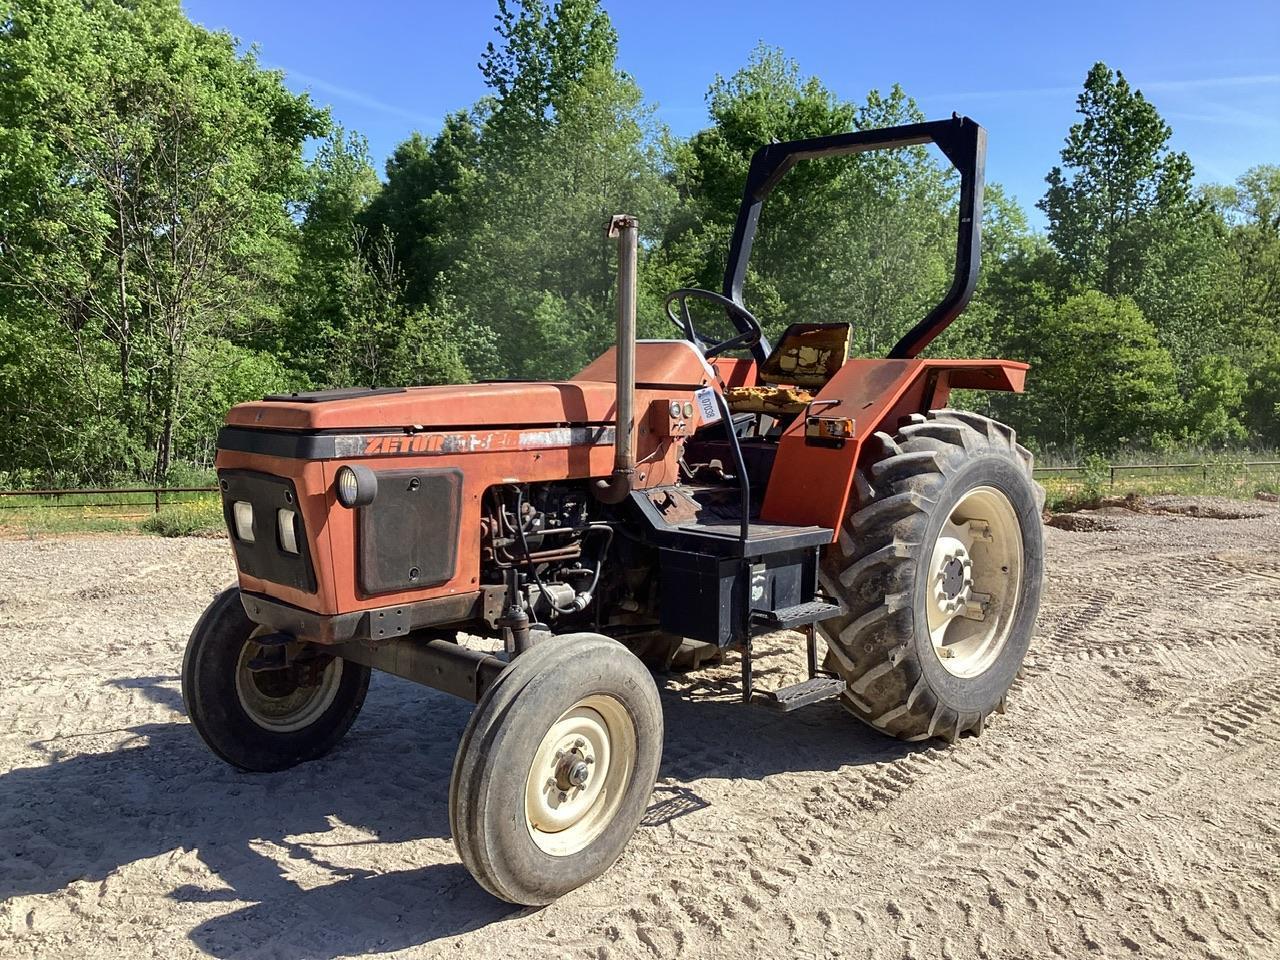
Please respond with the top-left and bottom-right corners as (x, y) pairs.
(183, 116), (1044, 904)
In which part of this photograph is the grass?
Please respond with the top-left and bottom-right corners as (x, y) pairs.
(1032, 446), (1280, 469)
(0, 490), (222, 537)
(139, 497), (225, 537)
(1039, 465), (1280, 512)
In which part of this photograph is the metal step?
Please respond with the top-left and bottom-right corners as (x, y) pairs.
(761, 676), (844, 712)
(751, 600), (842, 632)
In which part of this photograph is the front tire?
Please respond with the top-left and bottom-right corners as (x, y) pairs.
(449, 633), (663, 905)
(181, 586), (371, 771)
(818, 409), (1045, 743)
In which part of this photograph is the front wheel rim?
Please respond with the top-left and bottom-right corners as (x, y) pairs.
(234, 631), (344, 733)
(524, 694), (637, 857)
(926, 485), (1025, 679)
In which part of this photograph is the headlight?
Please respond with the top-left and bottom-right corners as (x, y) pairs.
(277, 508), (299, 554)
(335, 465), (377, 508)
(232, 501), (255, 542)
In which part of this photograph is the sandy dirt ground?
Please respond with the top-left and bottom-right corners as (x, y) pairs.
(1, 497), (1279, 960)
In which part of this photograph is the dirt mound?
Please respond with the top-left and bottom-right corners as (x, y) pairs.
(1045, 512), (1120, 532)
(1140, 495), (1265, 519)
(1052, 492), (1269, 523)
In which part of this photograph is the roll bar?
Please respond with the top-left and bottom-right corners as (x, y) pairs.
(721, 115), (987, 363)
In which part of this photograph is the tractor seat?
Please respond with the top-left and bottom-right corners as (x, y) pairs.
(725, 322), (851, 415)
(723, 383), (815, 414)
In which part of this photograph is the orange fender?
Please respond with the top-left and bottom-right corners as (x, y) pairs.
(759, 359), (1028, 533)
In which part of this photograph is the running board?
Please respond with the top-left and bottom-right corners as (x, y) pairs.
(760, 676), (844, 712)
(751, 600), (842, 632)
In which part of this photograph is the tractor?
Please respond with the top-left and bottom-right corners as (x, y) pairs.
(183, 116), (1044, 905)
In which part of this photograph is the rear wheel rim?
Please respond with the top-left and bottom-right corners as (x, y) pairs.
(523, 694), (636, 857)
(234, 631), (343, 733)
(926, 485), (1024, 679)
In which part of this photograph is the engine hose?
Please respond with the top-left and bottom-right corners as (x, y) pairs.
(511, 486), (613, 616)
(577, 523), (614, 602)
(512, 486), (587, 615)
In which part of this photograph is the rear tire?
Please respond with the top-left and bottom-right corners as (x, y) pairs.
(818, 409), (1045, 743)
(449, 633), (663, 905)
(181, 586), (371, 772)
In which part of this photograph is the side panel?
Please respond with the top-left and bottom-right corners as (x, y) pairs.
(710, 356), (757, 388)
(759, 359), (1028, 532)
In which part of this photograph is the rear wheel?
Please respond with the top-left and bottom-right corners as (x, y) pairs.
(182, 586), (371, 771)
(818, 409), (1045, 742)
(449, 633), (663, 905)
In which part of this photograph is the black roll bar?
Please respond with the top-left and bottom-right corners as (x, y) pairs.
(721, 115), (987, 363)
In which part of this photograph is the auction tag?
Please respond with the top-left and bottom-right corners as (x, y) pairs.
(694, 387), (721, 424)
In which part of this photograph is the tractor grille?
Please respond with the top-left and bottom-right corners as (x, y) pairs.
(218, 470), (317, 593)
(357, 468), (463, 594)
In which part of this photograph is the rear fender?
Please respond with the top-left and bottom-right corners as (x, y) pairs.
(758, 358), (1028, 533)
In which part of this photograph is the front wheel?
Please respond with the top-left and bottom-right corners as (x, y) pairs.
(181, 586), (371, 771)
(819, 409), (1045, 743)
(449, 633), (663, 905)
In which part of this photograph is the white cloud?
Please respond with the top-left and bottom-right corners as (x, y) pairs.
(267, 63), (439, 128)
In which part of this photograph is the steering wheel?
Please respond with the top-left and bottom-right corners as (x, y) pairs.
(664, 288), (763, 359)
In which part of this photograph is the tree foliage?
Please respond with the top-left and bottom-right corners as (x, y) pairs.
(1020, 291), (1181, 452)
(655, 47), (955, 356)
(1, 4), (1277, 487)
(0, 0), (322, 482)
(453, 0), (674, 378)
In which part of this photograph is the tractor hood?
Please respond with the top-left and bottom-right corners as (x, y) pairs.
(223, 341), (715, 433)
(224, 380), (624, 432)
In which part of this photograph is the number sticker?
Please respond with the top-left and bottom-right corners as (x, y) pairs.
(694, 387), (722, 424)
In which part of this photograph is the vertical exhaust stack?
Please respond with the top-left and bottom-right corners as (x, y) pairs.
(595, 214), (638, 505)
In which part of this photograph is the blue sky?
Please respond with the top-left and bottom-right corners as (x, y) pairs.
(183, 1), (1280, 228)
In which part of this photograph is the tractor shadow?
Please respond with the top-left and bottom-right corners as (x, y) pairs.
(652, 651), (924, 790)
(1, 652), (921, 959)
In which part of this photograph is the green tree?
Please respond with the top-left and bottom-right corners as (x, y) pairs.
(359, 113), (482, 309)
(1040, 62), (1194, 296)
(1205, 166), (1280, 351)
(451, 0), (674, 378)
(1018, 290), (1180, 452)
(283, 126), (382, 381)
(1244, 338), (1280, 447)
(1039, 62), (1224, 373)
(1182, 354), (1248, 447)
(320, 225), (492, 389)
(0, 0), (323, 481)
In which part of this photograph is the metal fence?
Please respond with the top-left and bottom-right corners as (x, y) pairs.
(4, 460), (1280, 513)
(0, 486), (218, 518)
(1032, 461), (1280, 486)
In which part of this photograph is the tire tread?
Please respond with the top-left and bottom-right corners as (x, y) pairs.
(818, 410), (1044, 742)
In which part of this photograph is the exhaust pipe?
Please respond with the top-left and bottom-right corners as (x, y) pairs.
(595, 214), (638, 505)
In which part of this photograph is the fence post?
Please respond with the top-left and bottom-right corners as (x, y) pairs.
(154, 489), (161, 513)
